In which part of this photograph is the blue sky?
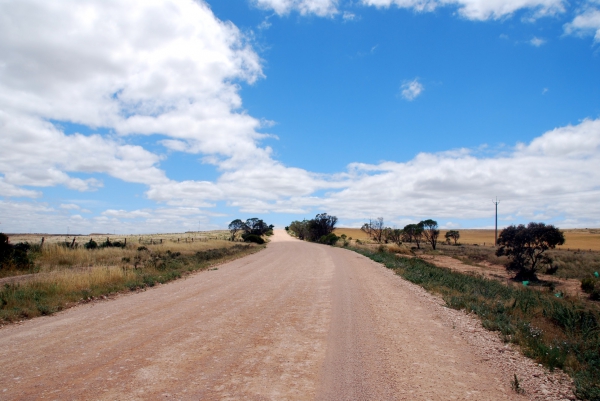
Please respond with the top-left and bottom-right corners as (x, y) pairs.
(0, 0), (599, 234)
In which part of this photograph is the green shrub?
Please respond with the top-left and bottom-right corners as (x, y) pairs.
(243, 234), (265, 244)
(352, 247), (600, 399)
(0, 234), (34, 270)
(0, 244), (261, 323)
(319, 233), (339, 246)
(582, 277), (597, 294)
(84, 239), (98, 250)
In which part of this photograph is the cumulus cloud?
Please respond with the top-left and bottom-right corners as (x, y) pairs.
(361, 0), (565, 20)
(0, 0), (265, 187)
(318, 118), (600, 227)
(1, 0), (598, 233)
(530, 36), (546, 46)
(0, 200), (222, 234)
(145, 118), (600, 228)
(60, 204), (81, 210)
(0, 177), (40, 198)
(564, 7), (600, 42)
(343, 11), (357, 21)
(401, 78), (424, 101)
(253, 0), (339, 16)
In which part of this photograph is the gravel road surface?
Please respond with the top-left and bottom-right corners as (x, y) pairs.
(0, 230), (572, 400)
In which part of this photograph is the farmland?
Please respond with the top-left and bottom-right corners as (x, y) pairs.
(0, 231), (263, 322)
(335, 227), (600, 251)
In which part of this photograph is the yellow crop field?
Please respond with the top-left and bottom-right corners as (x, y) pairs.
(333, 228), (371, 240)
(335, 228), (600, 251)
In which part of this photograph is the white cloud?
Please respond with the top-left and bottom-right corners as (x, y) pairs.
(253, 0), (339, 16)
(148, 118), (600, 227)
(343, 11), (357, 21)
(361, 0), (565, 20)
(564, 8), (600, 42)
(0, 177), (40, 198)
(316, 118), (600, 227)
(2, 118), (599, 231)
(60, 204), (81, 210)
(1, 0), (598, 233)
(0, 111), (165, 190)
(530, 36), (546, 46)
(0, 1), (286, 197)
(401, 78), (424, 101)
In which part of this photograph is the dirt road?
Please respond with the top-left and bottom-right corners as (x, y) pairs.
(0, 231), (569, 400)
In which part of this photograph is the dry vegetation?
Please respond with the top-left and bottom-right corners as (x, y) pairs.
(336, 228), (600, 251)
(353, 247), (600, 400)
(0, 231), (264, 322)
(2, 231), (230, 277)
(335, 227), (600, 302)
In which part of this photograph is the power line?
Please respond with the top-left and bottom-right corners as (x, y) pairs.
(492, 197), (500, 246)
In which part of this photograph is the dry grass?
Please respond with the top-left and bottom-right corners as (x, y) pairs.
(336, 227), (600, 250)
(556, 229), (600, 252)
(9, 230), (231, 246)
(353, 248), (600, 399)
(5, 232), (235, 275)
(440, 229), (496, 246)
(333, 228), (371, 241)
(34, 266), (127, 292)
(438, 229), (600, 251)
(0, 236), (264, 323)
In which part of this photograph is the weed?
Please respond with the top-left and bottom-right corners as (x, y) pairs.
(0, 243), (262, 324)
(511, 374), (525, 394)
(351, 246), (600, 399)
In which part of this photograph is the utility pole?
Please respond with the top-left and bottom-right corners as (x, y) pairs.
(492, 197), (500, 246)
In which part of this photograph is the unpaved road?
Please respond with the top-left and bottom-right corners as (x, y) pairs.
(0, 231), (563, 400)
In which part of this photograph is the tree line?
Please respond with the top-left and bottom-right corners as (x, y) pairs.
(360, 218), (564, 281)
(286, 213), (339, 245)
(361, 218), (445, 250)
(228, 218), (274, 244)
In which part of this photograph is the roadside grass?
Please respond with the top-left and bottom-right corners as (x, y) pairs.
(0, 243), (263, 323)
(1, 237), (238, 278)
(428, 244), (600, 283)
(352, 246), (600, 400)
(550, 251), (600, 280)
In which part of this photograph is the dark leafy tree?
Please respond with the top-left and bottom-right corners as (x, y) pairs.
(445, 230), (460, 245)
(307, 213), (338, 241)
(383, 228), (403, 245)
(228, 219), (245, 241)
(0, 233), (11, 267)
(289, 213), (338, 243)
(402, 224), (423, 249)
(496, 222), (565, 281)
(288, 220), (309, 240)
(244, 218), (268, 236)
(419, 219), (440, 250)
(0, 233), (33, 270)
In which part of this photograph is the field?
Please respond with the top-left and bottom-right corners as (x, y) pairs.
(2, 231), (232, 277)
(0, 231), (263, 322)
(335, 227), (600, 299)
(354, 247), (600, 399)
(335, 227), (600, 251)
